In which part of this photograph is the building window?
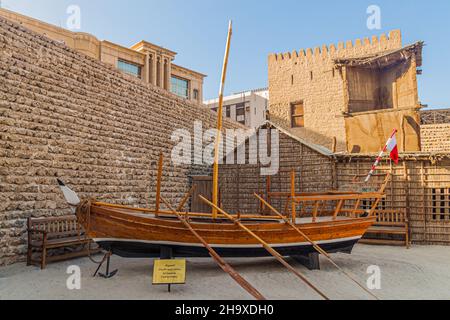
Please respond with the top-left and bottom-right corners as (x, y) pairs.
(236, 103), (245, 124)
(225, 105), (231, 118)
(118, 60), (142, 78)
(193, 89), (199, 101)
(171, 76), (189, 98)
(291, 101), (305, 128)
(432, 188), (450, 221)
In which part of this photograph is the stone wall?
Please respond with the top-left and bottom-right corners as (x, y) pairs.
(421, 124), (450, 152)
(0, 17), (241, 265)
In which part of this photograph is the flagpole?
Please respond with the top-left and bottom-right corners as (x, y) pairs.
(364, 129), (398, 183)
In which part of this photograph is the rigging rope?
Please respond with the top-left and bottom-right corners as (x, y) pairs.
(75, 198), (104, 264)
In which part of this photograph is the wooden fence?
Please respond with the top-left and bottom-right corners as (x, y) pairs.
(336, 155), (450, 244)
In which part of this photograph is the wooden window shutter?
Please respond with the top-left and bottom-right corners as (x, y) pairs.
(291, 102), (305, 128)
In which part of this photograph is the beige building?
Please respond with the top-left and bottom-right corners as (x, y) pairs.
(0, 8), (206, 102)
(204, 88), (269, 128)
(268, 30), (423, 153)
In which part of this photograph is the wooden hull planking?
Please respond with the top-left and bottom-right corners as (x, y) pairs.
(83, 204), (375, 258)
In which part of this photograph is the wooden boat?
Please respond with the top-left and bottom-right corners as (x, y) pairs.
(75, 200), (378, 259)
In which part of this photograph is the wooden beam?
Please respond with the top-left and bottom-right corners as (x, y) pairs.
(333, 199), (345, 221)
(312, 201), (319, 223)
(200, 195), (329, 300)
(160, 196), (265, 300)
(265, 176), (271, 213)
(93, 201), (282, 220)
(294, 193), (386, 202)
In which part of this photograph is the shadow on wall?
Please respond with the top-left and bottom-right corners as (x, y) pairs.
(268, 114), (346, 153)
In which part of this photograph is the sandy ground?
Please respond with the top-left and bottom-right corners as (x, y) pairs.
(0, 244), (449, 300)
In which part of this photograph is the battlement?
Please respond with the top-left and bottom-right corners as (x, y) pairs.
(269, 30), (402, 63)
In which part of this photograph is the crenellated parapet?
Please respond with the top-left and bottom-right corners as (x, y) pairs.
(269, 30), (402, 65)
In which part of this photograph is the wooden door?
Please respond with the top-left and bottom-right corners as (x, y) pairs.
(191, 176), (213, 213)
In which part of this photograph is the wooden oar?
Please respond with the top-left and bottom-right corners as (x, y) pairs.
(199, 195), (329, 300)
(254, 193), (380, 300)
(159, 196), (266, 300)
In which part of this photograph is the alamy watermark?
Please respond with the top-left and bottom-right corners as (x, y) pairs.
(171, 121), (280, 176)
(366, 265), (381, 290)
(66, 5), (81, 30)
(367, 5), (382, 30)
(66, 265), (81, 290)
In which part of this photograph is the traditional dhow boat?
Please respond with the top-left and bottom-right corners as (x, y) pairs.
(60, 177), (387, 260)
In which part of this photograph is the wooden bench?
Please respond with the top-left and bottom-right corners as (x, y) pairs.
(359, 210), (410, 248)
(27, 215), (100, 269)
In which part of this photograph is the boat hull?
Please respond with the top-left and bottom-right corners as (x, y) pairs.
(95, 237), (359, 258)
(81, 204), (375, 259)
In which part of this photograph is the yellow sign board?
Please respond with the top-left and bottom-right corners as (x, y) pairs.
(153, 259), (186, 285)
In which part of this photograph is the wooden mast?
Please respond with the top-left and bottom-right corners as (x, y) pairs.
(160, 196), (266, 300)
(212, 21), (233, 219)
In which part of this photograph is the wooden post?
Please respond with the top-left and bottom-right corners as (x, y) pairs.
(212, 21), (233, 219)
(291, 169), (296, 223)
(160, 196), (265, 300)
(312, 201), (319, 223)
(333, 199), (344, 221)
(155, 153), (164, 216)
(266, 176), (271, 212)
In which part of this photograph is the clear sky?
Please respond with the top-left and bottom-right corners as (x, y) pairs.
(2, 0), (449, 108)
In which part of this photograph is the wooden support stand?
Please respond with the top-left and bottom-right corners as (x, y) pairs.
(160, 246), (173, 260)
(291, 253), (320, 271)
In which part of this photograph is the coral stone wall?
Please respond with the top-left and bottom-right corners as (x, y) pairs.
(268, 30), (403, 152)
(421, 124), (450, 152)
(0, 18), (241, 265)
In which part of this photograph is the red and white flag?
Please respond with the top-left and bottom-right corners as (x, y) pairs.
(365, 129), (399, 182)
(386, 133), (399, 164)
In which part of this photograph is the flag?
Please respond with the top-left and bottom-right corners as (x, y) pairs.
(386, 133), (399, 164)
(364, 129), (399, 182)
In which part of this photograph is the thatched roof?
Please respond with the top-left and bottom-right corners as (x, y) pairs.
(334, 42), (424, 69)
